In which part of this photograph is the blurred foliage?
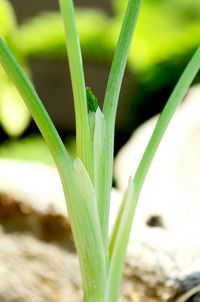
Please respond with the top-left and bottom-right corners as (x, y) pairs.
(0, 135), (76, 164)
(15, 9), (113, 62)
(112, 0), (200, 71)
(0, 135), (53, 164)
(0, 0), (30, 137)
(0, 0), (199, 139)
(111, 0), (200, 128)
(0, 0), (15, 37)
(15, 0), (200, 129)
(15, 0), (200, 73)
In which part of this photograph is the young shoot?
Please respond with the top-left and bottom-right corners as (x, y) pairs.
(0, 0), (199, 301)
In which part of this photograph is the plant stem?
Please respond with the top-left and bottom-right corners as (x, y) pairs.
(58, 0), (93, 180)
(0, 38), (73, 180)
(103, 0), (141, 120)
(100, 0), (141, 250)
(106, 182), (134, 302)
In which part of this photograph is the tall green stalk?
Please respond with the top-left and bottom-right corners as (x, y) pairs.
(99, 0), (141, 251)
(58, 0), (93, 180)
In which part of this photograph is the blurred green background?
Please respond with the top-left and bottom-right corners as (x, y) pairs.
(0, 0), (199, 163)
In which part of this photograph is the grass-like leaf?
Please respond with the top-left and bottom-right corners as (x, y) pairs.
(93, 108), (105, 229)
(134, 46), (200, 191)
(0, 37), (107, 302)
(0, 38), (72, 176)
(109, 46), (200, 301)
(58, 0), (92, 178)
(106, 180), (134, 302)
(98, 0), (141, 251)
(73, 158), (107, 301)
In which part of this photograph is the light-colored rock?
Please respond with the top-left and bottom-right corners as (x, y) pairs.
(115, 85), (200, 231)
(0, 227), (82, 302)
(0, 159), (67, 216)
(0, 160), (74, 249)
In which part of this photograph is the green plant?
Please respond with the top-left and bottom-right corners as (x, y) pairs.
(0, 0), (199, 301)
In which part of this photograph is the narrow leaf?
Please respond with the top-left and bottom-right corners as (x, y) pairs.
(106, 181), (135, 302)
(103, 0), (141, 121)
(0, 38), (73, 180)
(58, 0), (92, 177)
(107, 46), (200, 302)
(94, 108), (105, 214)
(134, 46), (200, 191)
(109, 188), (127, 259)
(72, 157), (107, 301)
(99, 0), (141, 250)
(73, 157), (98, 218)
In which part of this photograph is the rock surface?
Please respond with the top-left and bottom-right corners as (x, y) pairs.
(0, 86), (200, 301)
(0, 227), (82, 302)
(114, 85), (200, 231)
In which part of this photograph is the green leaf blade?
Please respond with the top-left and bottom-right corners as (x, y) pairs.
(103, 0), (141, 121)
(72, 157), (107, 301)
(0, 37), (73, 177)
(98, 0), (142, 257)
(107, 46), (200, 302)
(106, 181), (135, 302)
(58, 0), (92, 178)
(134, 46), (200, 191)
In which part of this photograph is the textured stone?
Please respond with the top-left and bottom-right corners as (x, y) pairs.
(0, 227), (81, 302)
